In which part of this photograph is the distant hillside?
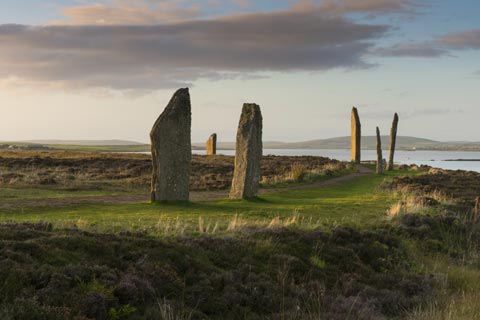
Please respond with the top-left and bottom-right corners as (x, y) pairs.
(20, 139), (145, 146)
(3, 136), (480, 152)
(0, 140), (150, 152)
(194, 136), (480, 151)
(275, 136), (438, 150)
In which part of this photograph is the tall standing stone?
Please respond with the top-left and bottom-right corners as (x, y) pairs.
(351, 107), (361, 164)
(376, 127), (383, 175)
(387, 113), (399, 171)
(230, 104), (263, 199)
(150, 88), (191, 202)
(206, 133), (217, 156)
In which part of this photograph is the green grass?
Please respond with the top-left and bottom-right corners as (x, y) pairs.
(0, 170), (409, 235)
(0, 187), (146, 202)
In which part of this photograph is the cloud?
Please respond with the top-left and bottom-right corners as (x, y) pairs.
(376, 28), (480, 58)
(53, 0), (254, 25)
(55, 1), (202, 25)
(439, 29), (480, 50)
(375, 42), (448, 57)
(0, 7), (389, 91)
(317, 0), (423, 15)
(54, 0), (422, 26)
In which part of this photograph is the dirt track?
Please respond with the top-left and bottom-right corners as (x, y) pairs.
(0, 165), (373, 210)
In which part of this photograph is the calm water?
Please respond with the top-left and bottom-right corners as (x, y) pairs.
(193, 149), (480, 172)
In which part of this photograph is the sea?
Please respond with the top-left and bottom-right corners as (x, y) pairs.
(192, 149), (480, 173)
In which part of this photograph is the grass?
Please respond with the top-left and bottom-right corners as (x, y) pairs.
(0, 187), (145, 202)
(407, 255), (480, 320)
(2, 164), (479, 318)
(0, 170), (406, 235)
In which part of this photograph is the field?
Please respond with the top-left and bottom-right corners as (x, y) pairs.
(0, 151), (479, 319)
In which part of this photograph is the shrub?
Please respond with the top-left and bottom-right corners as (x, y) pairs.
(0, 223), (434, 320)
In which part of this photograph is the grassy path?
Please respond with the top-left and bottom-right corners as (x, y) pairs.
(0, 166), (402, 235)
(0, 165), (373, 210)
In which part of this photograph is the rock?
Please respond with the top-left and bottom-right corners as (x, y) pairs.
(230, 103), (263, 199)
(150, 88), (191, 202)
(206, 133), (217, 156)
(351, 107), (361, 164)
(376, 127), (383, 175)
(387, 113), (399, 171)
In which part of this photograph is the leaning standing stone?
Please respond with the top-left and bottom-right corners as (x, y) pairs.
(351, 107), (361, 164)
(206, 133), (217, 155)
(230, 104), (263, 199)
(387, 113), (399, 171)
(150, 88), (191, 202)
(376, 127), (383, 175)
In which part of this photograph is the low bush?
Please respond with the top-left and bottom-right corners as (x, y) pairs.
(0, 223), (434, 320)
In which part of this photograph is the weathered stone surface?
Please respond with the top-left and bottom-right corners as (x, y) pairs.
(387, 113), (399, 171)
(376, 127), (383, 175)
(230, 104), (263, 199)
(351, 107), (361, 164)
(150, 88), (191, 202)
(206, 133), (217, 156)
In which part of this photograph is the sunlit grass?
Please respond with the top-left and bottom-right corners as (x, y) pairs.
(0, 187), (145, 202)
(0, 171), (407, 235)
(407, 255), (480, 320)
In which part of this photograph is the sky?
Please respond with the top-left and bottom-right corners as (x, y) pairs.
(0, 0), (479, 143)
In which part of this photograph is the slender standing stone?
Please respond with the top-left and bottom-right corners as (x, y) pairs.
(206, 133), (217, 156)
(150, 88), (191, 202)
(376, 127), (383, 175)
(351, 107), (361, 164)
(230, 103), (263, 199)
(387, 113), (399, 171)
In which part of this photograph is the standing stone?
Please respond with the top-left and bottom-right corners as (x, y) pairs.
(351, 107), (361, 164)
(230, 104), (263, 199)
(387, 113), (399, 171)
(376, 127), (383, 175)
(206, 133), (217, 156)
(150, 88), (191, 202)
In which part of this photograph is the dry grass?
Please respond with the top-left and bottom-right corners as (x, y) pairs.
(389, 170), (480, 207)
(144, 213), (321, 237)
(387, 195), (438, 217)
(407, 256), (480, 320)
(51, 213), (327, 238)
(387, 186), (453, 218)
(156, 299), (193, 320)
(261, 162), (350, 186)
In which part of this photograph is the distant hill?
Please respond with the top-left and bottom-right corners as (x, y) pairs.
(3, 136), (480, 152)
(20, 139), (145, 146)
(271, 136), (438, 150)
(0, 140), (150, 152)
(194, 136), (480, 151)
